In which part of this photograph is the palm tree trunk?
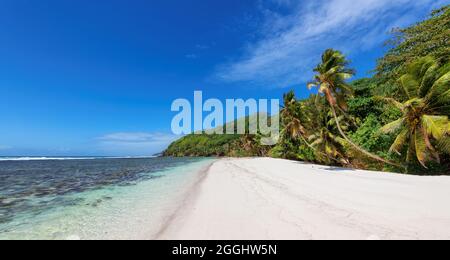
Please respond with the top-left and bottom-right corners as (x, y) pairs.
(329, 104), (405, 170)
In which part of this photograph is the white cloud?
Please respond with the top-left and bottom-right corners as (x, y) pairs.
(216, 0), (441, 88)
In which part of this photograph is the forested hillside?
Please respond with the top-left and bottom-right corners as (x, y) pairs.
(164, 6), (450, 174)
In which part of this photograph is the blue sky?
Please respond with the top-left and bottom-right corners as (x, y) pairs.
(0, 0), (447, 156)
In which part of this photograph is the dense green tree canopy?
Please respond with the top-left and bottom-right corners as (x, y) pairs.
(165, 6), (450, 174)
(377, 5), (449, 85)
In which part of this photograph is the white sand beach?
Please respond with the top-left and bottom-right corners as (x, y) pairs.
(158, 158), (450, 240)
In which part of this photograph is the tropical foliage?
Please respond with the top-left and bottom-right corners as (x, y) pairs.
(164, 6), (450, 174)
(377, 5), (449, 96)
(379, 56), (450, 168)
(307, 48), (403, 169)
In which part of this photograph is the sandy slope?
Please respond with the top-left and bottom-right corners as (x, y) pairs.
(157, 158), (450, 240)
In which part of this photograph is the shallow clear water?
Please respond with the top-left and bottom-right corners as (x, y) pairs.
(0, 157), (214, 240)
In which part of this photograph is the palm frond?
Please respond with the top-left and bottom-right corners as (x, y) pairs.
(399, 74), (419, 98)
(419, 62), (439, 97)
(437, 137), (450, 154)
(336, 72), (353, 80)
(335, 136), (347, 146)
(375, 96), (404, 111)
(403, 97), (424, 110)
(390, 128), (409, 155)
(406, 138), (416, 164)
(427, 70), (450, 103)
(325, 144), (333, 155)
(380, 118), (405, 134)
(435, 89), (450, 107)
(423, 127), (440, 162)
(414, 129), (429, 168)
(307, 81), (318, 90)
(323, 66), (339, 77)
(422, 115), (448, 140)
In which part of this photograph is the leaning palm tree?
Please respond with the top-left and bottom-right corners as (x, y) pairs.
(280, 92), (319, 154)
(380, 57), (450, 168)
(308, 49), (403, 168)
(280, 91), (306, 139)
(307, 107), (350, 165)
(281, 92), (344, 164)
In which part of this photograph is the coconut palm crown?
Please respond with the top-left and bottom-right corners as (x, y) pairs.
(308, 49), (403, 168)
(380, 56), (450, 168)
(307, 49), (355, 111)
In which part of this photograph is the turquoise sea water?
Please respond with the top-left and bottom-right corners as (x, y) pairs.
(0, 157), (214, 240)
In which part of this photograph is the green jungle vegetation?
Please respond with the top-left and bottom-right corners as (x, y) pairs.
(164, 6), (450, 174)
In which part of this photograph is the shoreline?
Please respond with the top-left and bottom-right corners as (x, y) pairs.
(157, 158), (450, 240)
(0, 157), (215, 240)
(153, 161), (216, 239)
